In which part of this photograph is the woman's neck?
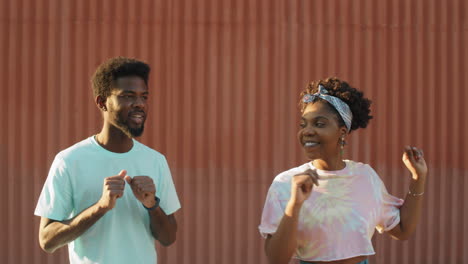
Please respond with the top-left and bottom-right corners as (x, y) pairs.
(312, 158), (346, 171)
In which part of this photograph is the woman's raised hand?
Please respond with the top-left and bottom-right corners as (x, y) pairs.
(402, 146), (428, 180)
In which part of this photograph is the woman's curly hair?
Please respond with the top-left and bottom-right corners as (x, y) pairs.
(299, 77), (373, 132)
(92, 56), (151, 99)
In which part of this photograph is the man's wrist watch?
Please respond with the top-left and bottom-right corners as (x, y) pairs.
(143, 196), (160, 211)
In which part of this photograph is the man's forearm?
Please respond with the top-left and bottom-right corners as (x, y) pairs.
(148, 208), (177, 246)
(39, 203), (109, 253)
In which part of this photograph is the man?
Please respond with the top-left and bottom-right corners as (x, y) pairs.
(35, 57), (180, 264)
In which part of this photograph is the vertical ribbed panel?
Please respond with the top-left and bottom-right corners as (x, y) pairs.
(1, 0), (467, 263)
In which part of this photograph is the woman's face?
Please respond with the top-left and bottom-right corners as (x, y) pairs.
(297, 101), (348, 161)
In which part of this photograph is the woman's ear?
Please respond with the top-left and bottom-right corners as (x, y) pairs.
(340, 126), (348, 137)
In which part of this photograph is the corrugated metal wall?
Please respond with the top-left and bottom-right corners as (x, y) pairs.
(1, 0), (467, 263)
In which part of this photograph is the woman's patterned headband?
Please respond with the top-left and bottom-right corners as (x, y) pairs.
(302, 85), (353, 131)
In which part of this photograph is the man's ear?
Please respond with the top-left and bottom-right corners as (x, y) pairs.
(96, 96), (107, 111)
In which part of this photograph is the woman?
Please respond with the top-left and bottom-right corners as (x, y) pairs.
(259, 78), (427, 264)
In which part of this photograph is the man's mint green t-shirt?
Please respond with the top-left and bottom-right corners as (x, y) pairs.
(35, 136), (181, 264)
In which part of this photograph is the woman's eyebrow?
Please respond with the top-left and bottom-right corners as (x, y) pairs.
(314, 116), (329, 120)
(302, 115), (329, 121)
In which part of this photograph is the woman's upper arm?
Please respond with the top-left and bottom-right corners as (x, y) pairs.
(264, 234), (272, 251)
(386, 223), (405, 240)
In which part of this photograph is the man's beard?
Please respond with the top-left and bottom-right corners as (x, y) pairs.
(115, 118), (145, 138)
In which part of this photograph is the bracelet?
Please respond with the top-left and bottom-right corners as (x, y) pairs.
(408, 190), (424, 197)
(143, 196), (160, 211)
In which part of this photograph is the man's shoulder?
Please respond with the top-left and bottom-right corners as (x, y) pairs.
(133, 140), (166, 160)
(56, 137), (96, 161)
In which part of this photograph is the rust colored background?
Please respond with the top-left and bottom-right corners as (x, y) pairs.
(1, 0), (467, 263)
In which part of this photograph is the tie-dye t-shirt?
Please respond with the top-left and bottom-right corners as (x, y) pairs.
(259, 160), (403, 262)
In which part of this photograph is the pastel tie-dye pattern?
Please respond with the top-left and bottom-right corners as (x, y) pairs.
(259, 160), (404, 262)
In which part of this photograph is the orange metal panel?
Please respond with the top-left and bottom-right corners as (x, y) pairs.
(1, 0), (467, 263)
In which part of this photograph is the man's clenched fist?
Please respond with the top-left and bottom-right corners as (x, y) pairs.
(98, 170), (127, 210)
(125, 175), (157, 208)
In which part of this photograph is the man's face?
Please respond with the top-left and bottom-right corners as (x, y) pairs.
(105, 76), (149, 138)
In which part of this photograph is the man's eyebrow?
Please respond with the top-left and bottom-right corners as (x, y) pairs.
(119, 90), (149, 94)
(114, 90), (135, 94)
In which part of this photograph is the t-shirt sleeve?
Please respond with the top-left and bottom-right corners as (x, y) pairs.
(375, 177), (404, 234)
(258, 183), (285, 238)
(156, 156), (181, 215)
(34, 155), (74, 221)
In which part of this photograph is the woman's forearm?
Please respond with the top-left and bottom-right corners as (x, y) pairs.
(265, 202), (301, 264)
(395, 176), (426, 240)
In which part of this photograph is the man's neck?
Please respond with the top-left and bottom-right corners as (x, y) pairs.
(95, 125), (134, 153)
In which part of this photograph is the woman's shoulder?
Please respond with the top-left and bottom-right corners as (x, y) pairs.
(345, 160), (375, 173)
(266, 163), (310, 196)
(346, 160), (384, 188)
(273, 163), (310, 182)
